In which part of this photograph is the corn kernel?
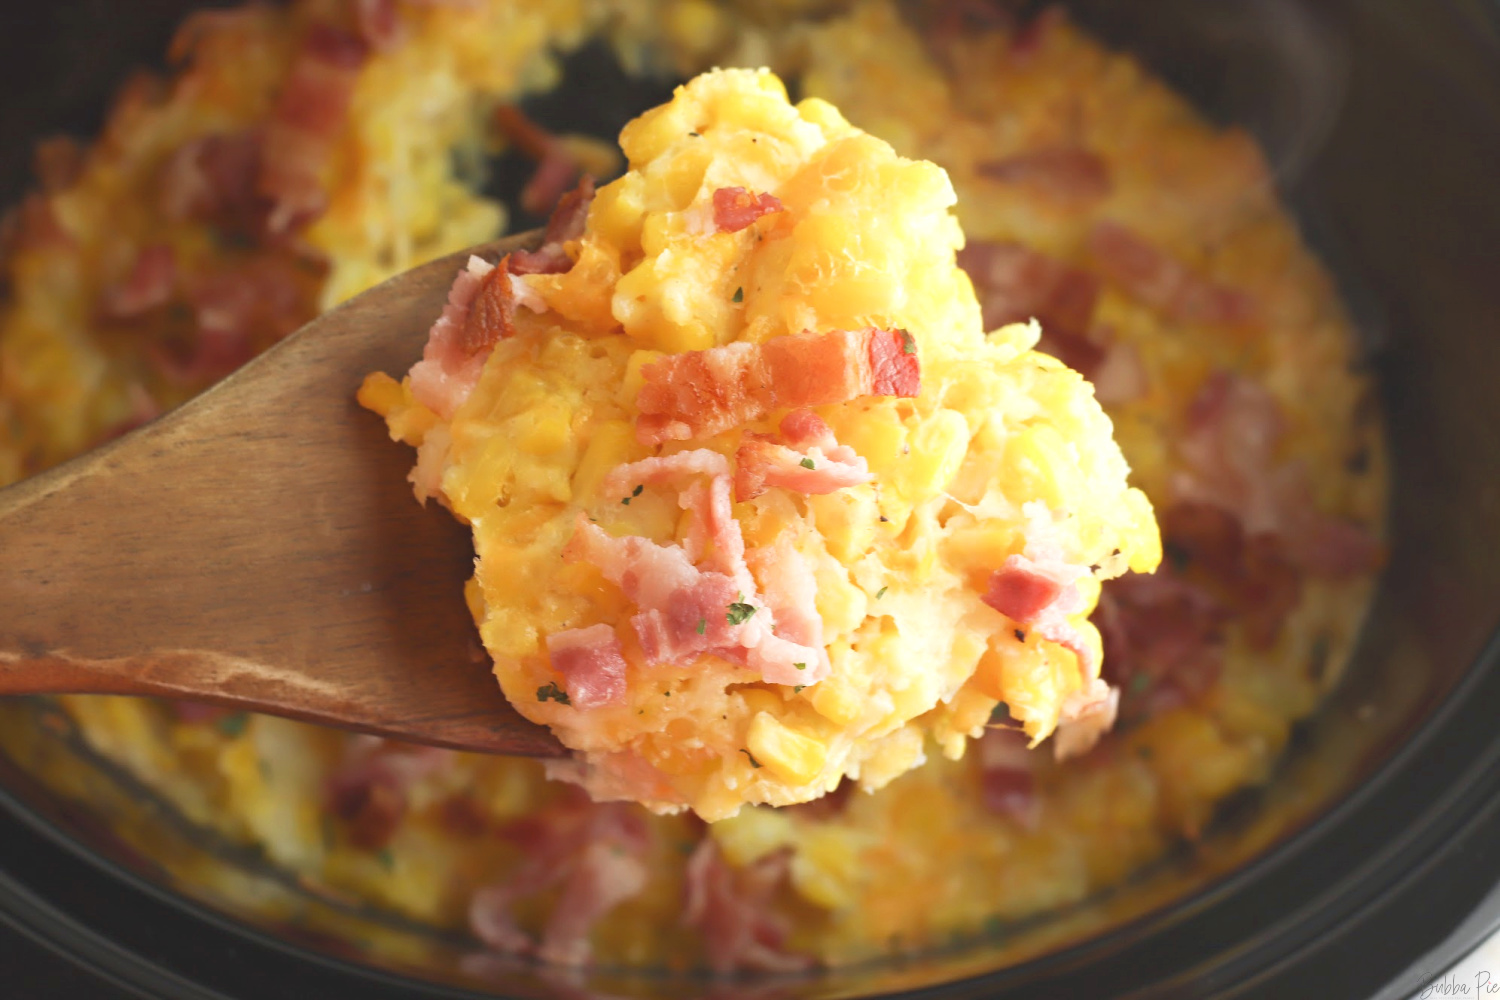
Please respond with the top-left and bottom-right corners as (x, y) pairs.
(897, 408), (969, 505)
(790, 827), (862, 910)
(1003, 423), (1081, 510)
(747, 712), (828, 785)
(809, 676), (862, 727)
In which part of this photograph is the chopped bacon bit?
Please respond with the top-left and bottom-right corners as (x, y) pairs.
(983, 558), (1066, 623)
(735, 409), (872, 501)
(712, 186), (785, 233)
(1089, 221), (1256, 326)
(636, 328), (921, 445)
(325, 743), (453, 851)
(981, 505), (1098, 676)
(682, 840), (815, 975)
(153, 255), (319, 384)
(169, 700), (233, 725)
(159, 131), (264, 231)
(469, 793), (650, 965)
(1052, 679), (1119, 761)
(1090, 339), (1149, 405)
(1096, 569), (1228, 719)
(976, 148), (1112, 205)
(438, 795), (490, 838)
(576, 454), (826, 686)
(509, 175), (595, 276)
(956, 240), (1103, 374)
(462, 254), (520, 352)
(408, 256), (498, 419)
(747, 536), (831, 679)
(1011, 6), (1065, 59)
(977, 728), (1040, 827)
(103, 244), (177, 319)
(353, 0), (403, 50)
(258, 24), (369, 234)
(546, 624), (628, 710)
(493, 104), (585, 220)
(1173, 372), (1382, 582)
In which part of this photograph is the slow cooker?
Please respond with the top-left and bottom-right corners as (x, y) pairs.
(2, 1), (1499, 997)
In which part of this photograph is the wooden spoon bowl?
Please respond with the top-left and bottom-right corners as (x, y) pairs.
(0, 230), (564, 757)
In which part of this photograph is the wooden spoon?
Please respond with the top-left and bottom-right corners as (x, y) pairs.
(0, 230), (565, 757)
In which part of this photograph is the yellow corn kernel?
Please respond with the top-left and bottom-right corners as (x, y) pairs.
(711, 807), (795, 868)
(512, 401), (573, 457)
(1122, 487), (1164, 574)
(809, 675), (862, 727)
(808, 487), (880, 563)
(940, 520), (1023, 574)
(747, 712), (828, 785)
(812, 560), (866, 638)
(1003, 423), (1081, 511)
(794, 96), (852, 138)
(790, 827), (862, 910)
(897, 408), (969, 505)
(738, 687), (783, 718)
(572, 420), (637, 502)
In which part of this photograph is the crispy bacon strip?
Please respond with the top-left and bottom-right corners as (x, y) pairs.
(712, 186), (785, 233)
(325, 741), (454, 850)
(735, 409), (872, 501)
(258, 24), (369, 234)
(1096, 569), (1228, 720)
(509, 176), (595, 276)
(981, 503), (1098, 676)
(1089, 221), (1255, 326)
(159, 131), (263, 231)
(636, 328), (920, 445)
(546, 624), (628, 709)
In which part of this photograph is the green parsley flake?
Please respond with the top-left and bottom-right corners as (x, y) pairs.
(215, 712), (249, 738)
(726, 598), (757, 625)
(376, 848), (395, 871)
(900, 329), (917, 355)
(876, 586), (888, 599)
(537, 682), (571, 705)
(794, 662), (806, 671)
(741, 749), (763, 769)
(793, 685), (805, 693)
(732, 287), (744, 303)
(799, 457), (815, 469)
(696, 618), (707, 635)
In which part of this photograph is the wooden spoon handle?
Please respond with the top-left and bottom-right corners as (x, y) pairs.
(0, 233), (562, 756)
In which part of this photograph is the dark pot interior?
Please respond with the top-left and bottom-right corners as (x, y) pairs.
(1, 1), (1499, 997)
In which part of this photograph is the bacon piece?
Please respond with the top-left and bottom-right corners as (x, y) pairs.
(682, 840), (815, 975)
(159, 131), (263, 231)
(977, 728), (1039, 827)
(103, 244), (176, 319)
(325, 742), (454, 850)
(982, 504), (1098, 675)
(1172, 373), (1382, 580)
(735, 409), (871, 501)
(976, 148), (1111, 205)
(956, 241), (1103, 374)
(469, 793), (650, 965)
(408, 256), (498, 419)
(258, 24), (369, 234)
(1089, 221), (1255, 326)
(712, 186), (785, 234)
(153, 255), (318, 384)
(983, 559), (1065, 623)
(1090, 339), (1148, 405)
(578, 454), (826, 685)
(169, 700), (233, 725)
(1096, 569), (1228, 719)
(462, 254), (520, 353)
(546, 624), (628, 709)
(493, 104), (585, 221)
(354, 0), (403, 50)
(1051, 679), (1119, 761)
(509, 176), (595, 276)
(747, 537), (830, 680)
(636, 328), (920, 445)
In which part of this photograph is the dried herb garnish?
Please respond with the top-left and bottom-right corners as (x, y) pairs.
(794, 662), (806, 671)
(741, 749), (763, 769)
(726, 597), (757, 625)
(732, 287), (744, 303)
(537, 682), (571, 704)
(1013, 628), (1026, 642)
(800, 457), (815, 469)
(696, 618), (707, 635)
(215, 712), (248, 738)
(900, 329), (917, 355)
(876, 586), (887, 599)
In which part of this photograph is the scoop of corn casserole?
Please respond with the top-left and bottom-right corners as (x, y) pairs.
(362, 68), (1160, 820)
